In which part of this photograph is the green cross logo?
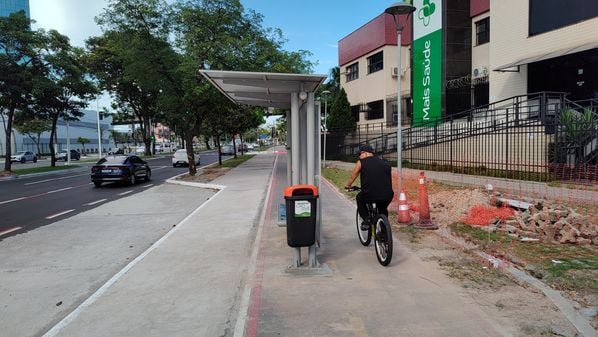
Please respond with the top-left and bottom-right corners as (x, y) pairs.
(417, 0), (436, 26)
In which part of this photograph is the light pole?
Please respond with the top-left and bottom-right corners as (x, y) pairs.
(321, 90), (331, 168)
(96, 99), (102, 159)
(385, 1), (415, 196)
(63, 88), (72, 166)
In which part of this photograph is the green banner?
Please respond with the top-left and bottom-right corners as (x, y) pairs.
(412, 0), (443, 126)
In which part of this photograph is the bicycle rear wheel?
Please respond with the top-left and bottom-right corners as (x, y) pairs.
(374, 214), (393, 266)
(355, 210), (371, 246)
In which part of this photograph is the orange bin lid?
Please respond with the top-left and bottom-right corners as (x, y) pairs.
(284, 184), (319, 197)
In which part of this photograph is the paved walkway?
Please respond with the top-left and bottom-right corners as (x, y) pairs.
(38, 150), (591, 337)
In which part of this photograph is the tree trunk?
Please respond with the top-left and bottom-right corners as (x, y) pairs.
(216, 136), (222, 166)
(49, 115), (59, 167)
(184, 132), (196, 175)
(3, 106), (15, 172)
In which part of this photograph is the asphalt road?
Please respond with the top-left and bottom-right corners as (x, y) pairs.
(0, 151), (225, 240)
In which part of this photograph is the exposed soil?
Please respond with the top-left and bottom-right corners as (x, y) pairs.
(175, 167), (231, 183)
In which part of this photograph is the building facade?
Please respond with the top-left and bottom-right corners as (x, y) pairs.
(339, 0), (598, 129)
(0, 0), (29, 17)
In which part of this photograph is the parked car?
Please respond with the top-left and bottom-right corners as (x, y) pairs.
(56, 149), (81, 161)
(220, 145), (234, 155)
(172, 149), (200, 167)
(91, 155), (151, 187)
(135, 146), (145, 154)
(10, 151), (37, 163)
(108, 148), (124, 155)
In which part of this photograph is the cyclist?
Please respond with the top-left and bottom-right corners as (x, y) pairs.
(345, 144), (394, 230)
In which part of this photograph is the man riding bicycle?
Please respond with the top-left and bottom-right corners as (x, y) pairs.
(345, 144), (394, 230)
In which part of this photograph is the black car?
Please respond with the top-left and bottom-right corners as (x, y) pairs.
(56, 149), (81, 161)
(91, 155), (151, 187)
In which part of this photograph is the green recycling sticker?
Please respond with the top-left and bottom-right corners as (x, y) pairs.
(294, 200), (311, 218)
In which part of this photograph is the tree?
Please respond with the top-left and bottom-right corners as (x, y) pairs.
(12, 115), (51, 155)
(77, 137), (90, 152)
(0, 11), (44, 172)
(32, 30), (97, 166)
(328, 88), (354, 131)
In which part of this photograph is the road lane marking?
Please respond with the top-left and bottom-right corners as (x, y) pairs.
(42, 183), (226, 337)
(0, 197), (26, 205)
(0, 183), (90, 205)
(47, 187), (74, 194)
(118, 190), (133, 196)
(142, 184), (154, 188)
(46, 209), (75, 219)
(0, 227), (22, 237)
(25, 173), (89, 185)
(84, 199), (107, 206)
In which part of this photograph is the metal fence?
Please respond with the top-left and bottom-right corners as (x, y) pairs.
(326, 92), (598, 183)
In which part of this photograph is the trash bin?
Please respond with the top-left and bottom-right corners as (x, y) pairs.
(284, 184), (319, 247)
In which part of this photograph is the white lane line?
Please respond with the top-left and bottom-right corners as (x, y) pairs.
(152, 166), (168, 171)
(118, 190), (133, 196)
(0, 227), (22, 237)
(46, 209), (75, 219)
(142, 184), (154, 188)
(0, 197), (26, 206)
(84, 199), (107, 206)
(42, 185), (226, 337)
(25, 173), (89, 185)
(47, 187), (73, 194)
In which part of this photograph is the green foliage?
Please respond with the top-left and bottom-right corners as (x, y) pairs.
(559, 107), (597, 142)
(328, 88), (354, 131)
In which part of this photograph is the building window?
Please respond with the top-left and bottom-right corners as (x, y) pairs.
(475, 18), (489, 45)
(366, 100), (384, 120)
(529, 0), (598, 36)
(346, 62), (358, 82)
(351, 105), (360, 122)
(367, 51), (383, 74)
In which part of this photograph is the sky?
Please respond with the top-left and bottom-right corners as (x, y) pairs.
(29, 0), (396, 117)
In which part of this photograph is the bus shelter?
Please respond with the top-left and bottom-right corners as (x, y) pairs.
(199, 70), (327, 268)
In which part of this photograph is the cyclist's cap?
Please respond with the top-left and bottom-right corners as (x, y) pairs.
(359, 144), (374, 154)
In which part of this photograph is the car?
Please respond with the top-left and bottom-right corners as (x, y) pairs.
(56, 149), (81, 161)
(172, 149), (200, 167)
(108, 148), (124, 155)
(220, 145), (234, 155)
(10, 151), (37, 163)
(135, 146), (145, 154)
(91, 155), (151, 187)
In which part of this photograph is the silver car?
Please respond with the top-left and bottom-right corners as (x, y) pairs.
(10, 151), (37, 163)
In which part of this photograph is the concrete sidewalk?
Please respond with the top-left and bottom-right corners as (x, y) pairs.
(40, 151), (583, 337)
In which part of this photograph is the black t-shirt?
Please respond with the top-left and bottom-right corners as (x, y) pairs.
(359, 156), (393, 200)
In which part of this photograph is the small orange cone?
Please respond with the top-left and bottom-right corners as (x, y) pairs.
(397, 190), (411, 224)
(414, 172), (438, 230)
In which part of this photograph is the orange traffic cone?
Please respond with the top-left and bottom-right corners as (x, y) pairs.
(414, 172), (438, 230)
(397, 190), (411, 224)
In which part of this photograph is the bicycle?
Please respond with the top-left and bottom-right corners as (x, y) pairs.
(345, 186), (393, 266)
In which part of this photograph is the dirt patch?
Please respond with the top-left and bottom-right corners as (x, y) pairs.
(0, 170), (16, 178)
(175, 167), (231, 183)
(396, 230), (581, 337)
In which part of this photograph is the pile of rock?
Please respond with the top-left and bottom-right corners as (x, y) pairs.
(488, 198), (598, 245)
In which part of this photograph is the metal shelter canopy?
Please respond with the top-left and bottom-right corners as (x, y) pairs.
(200, 69), (327, 269)
(199, 70), (326, 110)
(494, 41), (598, 72)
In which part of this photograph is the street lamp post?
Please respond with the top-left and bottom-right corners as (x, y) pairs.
(321, 90), (331, 168)
(385, 1), (415, 197)
(63, 88), (72, 166)
(97, 99), (102, 159)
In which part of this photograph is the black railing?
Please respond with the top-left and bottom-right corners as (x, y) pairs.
(326, 92), (598, 183)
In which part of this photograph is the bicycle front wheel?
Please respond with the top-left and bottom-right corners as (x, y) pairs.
(355, 209), (371, 246)
(374, 214), (393, 266)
